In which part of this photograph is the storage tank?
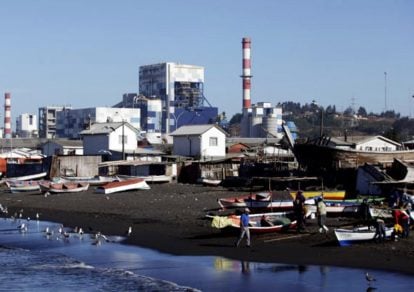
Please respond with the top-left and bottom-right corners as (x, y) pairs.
(250, 116), (262, 138)
(262, 115), (279, 138)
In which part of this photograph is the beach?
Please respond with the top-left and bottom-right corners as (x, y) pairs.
(1, 183), (414, 275)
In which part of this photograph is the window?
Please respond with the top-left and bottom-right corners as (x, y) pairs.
(118, 135), (128, 145)
(209, 137), (218, 146)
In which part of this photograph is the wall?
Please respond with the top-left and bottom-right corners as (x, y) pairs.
(83, 135), (109, 155)
(200, 127), (226, 158)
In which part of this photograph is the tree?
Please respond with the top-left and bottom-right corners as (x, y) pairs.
(229, 113), (242, 125)
(343, 107), (354, 117)
(357, 106), (367, 117)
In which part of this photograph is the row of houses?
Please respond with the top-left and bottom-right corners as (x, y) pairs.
(0, 123), (293, 184)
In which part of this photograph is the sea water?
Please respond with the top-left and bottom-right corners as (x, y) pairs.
(0, 218), (413, 292)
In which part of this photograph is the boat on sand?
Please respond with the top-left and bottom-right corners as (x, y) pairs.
(334, 225), (394, 246)
(210, 211), (296, 234)
(39, 181), (90, 193)
(5, 180), (41, 193)
(95, 178), (150, 194)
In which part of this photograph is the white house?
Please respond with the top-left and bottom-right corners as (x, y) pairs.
(80, 122), (142, 160)
(330, 135), (402, 151)
(170, 124), (227, 159)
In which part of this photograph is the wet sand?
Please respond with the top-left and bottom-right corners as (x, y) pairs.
(1, 183), (413, 275)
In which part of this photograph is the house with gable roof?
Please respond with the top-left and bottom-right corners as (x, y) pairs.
(80, 122), (144, 160)
(170, 124), (227, 160)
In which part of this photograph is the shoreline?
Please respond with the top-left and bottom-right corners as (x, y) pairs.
(1, 183), (414, 275)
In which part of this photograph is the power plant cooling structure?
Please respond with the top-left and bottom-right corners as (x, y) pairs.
(241, 37), (252, 110)
(4, 92), (11, 139)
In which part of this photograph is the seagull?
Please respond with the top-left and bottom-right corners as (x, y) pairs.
(365, 272), (376, 284)
(36, 213), (40, 220)
(126, 226), (132, 236)
(44, 227), (53, 236)
(17, 223), (27, 232)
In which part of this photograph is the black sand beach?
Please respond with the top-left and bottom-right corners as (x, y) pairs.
(1, 183), (414, 275)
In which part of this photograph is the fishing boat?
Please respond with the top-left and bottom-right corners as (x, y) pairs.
(334, 226), (394, 246)
(210, 211), (296, 234)
(218, 191), (315, 215)
(5, 180), (41, 193)
(39, 181), (90, 193)
(6, 171), (48, 181)
(288, 190), (346, 200)
(198, 177), (222, 186)
(294, 135), (414, 171)
(58, 175), (118, 186)
(95, 178), (150, 194)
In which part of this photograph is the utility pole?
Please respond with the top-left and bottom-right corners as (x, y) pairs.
(384, 72), (388, 112)
(122, 120), (125, 161)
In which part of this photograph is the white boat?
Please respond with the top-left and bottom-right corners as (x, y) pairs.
(334, 226), (394, 246)
(116, 174), (174, 184)
(198, 177), (222, 186)
(39, 181), (90, 193)
(5, 180), (41, 193)
(6, 171), (47, 181)
(58, 175), (118, 186)
(95, 178), (150, 194)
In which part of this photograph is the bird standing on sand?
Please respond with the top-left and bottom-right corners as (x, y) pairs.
(17, 223), (27, 232)
(365, 272), (376, 284)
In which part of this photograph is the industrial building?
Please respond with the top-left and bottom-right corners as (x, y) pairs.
(239, 38), (284, 138)
(38, 106), (72, 138)
(16, 113), (38, 138)
(138, 62), (218, 134)
(55, 107), (141, 139)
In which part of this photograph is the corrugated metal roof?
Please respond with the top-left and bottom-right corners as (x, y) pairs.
(80, 122), (139, 135)
(169, 124), (227, 136)
(43, 139), (83, 147)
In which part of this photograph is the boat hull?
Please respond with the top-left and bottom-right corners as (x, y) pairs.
(294, 142), (414, 170)
(95, 178), (150, 194)
(334, 226), (393, 246)
(211, 211), (296, 234)
(39, 182), (89, 193)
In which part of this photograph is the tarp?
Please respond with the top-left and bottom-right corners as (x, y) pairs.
(211, 216), (234, 229)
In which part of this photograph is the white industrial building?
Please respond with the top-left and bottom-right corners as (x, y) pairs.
(16, 113), (38, 138)
(241, 102), (283, 138)
(56, 107), (141, 139)
(139, 62), (209, 133)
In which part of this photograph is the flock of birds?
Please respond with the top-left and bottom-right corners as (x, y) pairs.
(0, 203), (132, 246)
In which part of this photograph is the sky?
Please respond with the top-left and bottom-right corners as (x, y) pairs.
(1, 0), (414, 126)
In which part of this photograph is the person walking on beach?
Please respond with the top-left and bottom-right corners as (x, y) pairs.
(316, 197), (329, 233)
(373, 218), (386, 243)
(236, 208), (251, 247)
(293, 191), (306, 233)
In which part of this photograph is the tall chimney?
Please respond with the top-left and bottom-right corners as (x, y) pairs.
(241, 37), (252, 109)
(4, 92), (11, 139)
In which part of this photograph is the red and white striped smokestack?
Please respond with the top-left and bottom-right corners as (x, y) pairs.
(241, 37), (252, 109)
(4, 92), (11, 139)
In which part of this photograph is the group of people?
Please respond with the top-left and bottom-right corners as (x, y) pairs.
(234, 190), (414, 247)
(293, 191), (328, 234)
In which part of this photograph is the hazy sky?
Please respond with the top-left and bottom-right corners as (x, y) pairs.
(1, 0), (413, 124)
